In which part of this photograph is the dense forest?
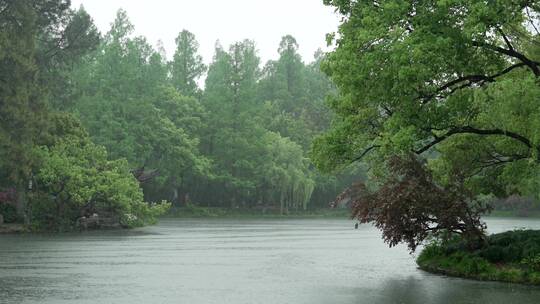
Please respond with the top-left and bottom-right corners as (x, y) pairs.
(0, 1), (363, 230)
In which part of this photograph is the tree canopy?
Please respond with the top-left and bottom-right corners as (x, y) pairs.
(314, 0), (540, 200)
(0, 2), (364, 229)
(0, 2), (169, 230)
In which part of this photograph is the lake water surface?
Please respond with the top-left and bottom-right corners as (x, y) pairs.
(1, 218), (540, 304)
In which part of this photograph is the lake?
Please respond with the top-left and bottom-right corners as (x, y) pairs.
(1, 218), (540, 304)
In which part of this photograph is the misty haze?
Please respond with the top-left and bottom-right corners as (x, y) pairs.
(1, 1), (540, 303)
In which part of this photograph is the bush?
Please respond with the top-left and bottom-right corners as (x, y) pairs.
(478, 230), (540, 263)
(521, 255), (540, 272)
(418, 230), (540, 285)
(0, 203), (19, 223)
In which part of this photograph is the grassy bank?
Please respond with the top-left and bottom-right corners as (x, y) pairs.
(417, 230), (540, 285)
(163, 205), (351, 219)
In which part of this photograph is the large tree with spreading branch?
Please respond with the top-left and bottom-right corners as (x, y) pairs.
(313, 0), (540, 198)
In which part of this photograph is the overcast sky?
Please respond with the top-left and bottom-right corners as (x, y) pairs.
(70, 0), (341, 65)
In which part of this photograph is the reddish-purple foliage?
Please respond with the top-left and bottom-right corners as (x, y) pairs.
(336, 155), (490, 252)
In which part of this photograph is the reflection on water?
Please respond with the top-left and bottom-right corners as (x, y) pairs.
(0, 218), (539, 304)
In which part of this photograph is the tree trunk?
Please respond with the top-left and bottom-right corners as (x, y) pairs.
(15, 185), (27, 223)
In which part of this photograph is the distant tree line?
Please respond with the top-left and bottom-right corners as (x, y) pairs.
(0, 1), (363, 229)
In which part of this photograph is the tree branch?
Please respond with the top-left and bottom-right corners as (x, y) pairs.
(351, 145), (380, 163)
(526, 7), (540, 36)
(419, 62), (528, 104)
(497, 27), (514, 51)
(415, 126), (533, 155)
(471, 40), (540, 77)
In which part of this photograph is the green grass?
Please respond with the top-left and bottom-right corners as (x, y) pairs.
(417, 230), (540, 285)
(163, 205), (350, 219)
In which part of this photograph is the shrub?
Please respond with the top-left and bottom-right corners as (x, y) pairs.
(478, 230), (540, 263)
(0, 203), (19, 223)
(521, 255), (540, 272)
(418, 230), (540, 284)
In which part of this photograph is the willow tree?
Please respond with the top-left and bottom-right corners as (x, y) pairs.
(259, 132), (314, 213)
(313, 0), (540, 199)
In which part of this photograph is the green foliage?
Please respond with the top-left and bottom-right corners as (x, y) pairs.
(0, 203), (19, 224)
(418, 230), (540, 284)
(33, 130), (169, 230)
(315, 0), (540, 200)
(70, 11), (210, 203)
(171, 30), (206, 97)
(165, 206), (350, 218)
(1, 3), (363, 227)
(0, 0), (48, 187)
(120, 201), (171, 228)
(521, 254), (540, 272)
(478, 230), (540, 263)
(200, 39), (324, 211)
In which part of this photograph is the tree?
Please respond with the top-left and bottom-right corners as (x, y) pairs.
(338, 155), (489, 252)
(314, 1), (540, 200)
(0, 0), (100, 215)
(201, 40), (262, 207)
(258, 132), (314, 213)
(0, 1), (45, 197)
(258, 35), (306, 115)
(35, 117), (169, 230)
(200, 39), (320, 211)
(36, 5), (100, 109)
(71, 10), (209, 204)
(171, 30), (206, 97)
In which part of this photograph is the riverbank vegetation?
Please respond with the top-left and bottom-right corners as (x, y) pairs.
(482, 195), (540, 218)
(417, 230), (540, 285)
(315, 0), (540, 283)
(2, 5), (539, 289)
(165, 204), (350, 219)
(0, 1), (364, 231)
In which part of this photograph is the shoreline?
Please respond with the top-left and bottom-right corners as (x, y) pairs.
(416, 230), (540, 285)
(417, 261), (540, 286)
(0, 224), (26, 234)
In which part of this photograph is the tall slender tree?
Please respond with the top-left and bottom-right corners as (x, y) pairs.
(171, 30), (206, 97)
